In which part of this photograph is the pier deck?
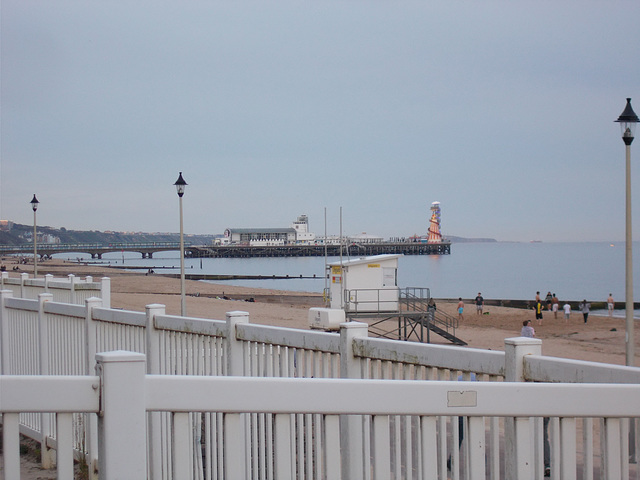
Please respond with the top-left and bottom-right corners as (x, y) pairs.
(188, 241), (451, 258)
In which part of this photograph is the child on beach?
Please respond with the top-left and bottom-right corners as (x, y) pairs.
(457, 298), (464, 321)
(563, 302), (571, 322)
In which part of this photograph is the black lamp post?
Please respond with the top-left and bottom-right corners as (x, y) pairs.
(30, 194), (39, 277)
(615, 98), (639, 367)
(174, 173), (188, 316)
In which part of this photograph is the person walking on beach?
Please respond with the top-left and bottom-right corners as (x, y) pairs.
(551, 293), (559, 319)
(578, 299), (591, 324)
(535, 299), (544, 325)
(457, 298), (464, 321)
(545, 291), (553, 310)
(563, 302), (571, 322)
(607, 293), (614, 317)
(475, 292), (484, 315)
(521, 320), (535, 338)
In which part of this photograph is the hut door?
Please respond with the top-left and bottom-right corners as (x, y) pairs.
(382, 267), (397, 287)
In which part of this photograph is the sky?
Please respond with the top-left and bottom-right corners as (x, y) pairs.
(1, 1), (639, 242)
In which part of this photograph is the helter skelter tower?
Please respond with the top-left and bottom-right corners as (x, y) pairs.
(427, 201), (442, 243)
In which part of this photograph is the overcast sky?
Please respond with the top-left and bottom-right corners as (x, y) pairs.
(1, 1), (639, 242)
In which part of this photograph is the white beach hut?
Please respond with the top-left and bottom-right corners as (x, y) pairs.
(327, 254), (402, 312)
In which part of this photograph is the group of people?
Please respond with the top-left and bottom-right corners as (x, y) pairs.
(534, 291), (562, 324)
(524, 292), (616, 337)
(456, 290), (615, 339)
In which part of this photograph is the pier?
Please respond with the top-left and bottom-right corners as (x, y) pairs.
(187, 241), (451, 258)
(0, 240), (450, 259)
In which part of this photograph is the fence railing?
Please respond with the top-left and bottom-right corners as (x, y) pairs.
(1, 282), (639, 479)
(0, 271), (109, 306)
(2, 352), (640, 480)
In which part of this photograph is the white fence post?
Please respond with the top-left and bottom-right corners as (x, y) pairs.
(146, 303), (166, 480)
(44, 273), (53, 293)
(101, 277), (111, 308)
(340, 321), (368, 480)
(0, 270), (7, 287)
(224, 311), (249, 479)
(38, 292), (55, 469)
(0, 289), (14, 375)
(2, 412), (21, 478)
(20, 272), (28, 297)
(85, 296), (102, 480)
(97, 351), (147, 480)
(504, 337), (542, 479)
(68, 274), (77, 304)
(226, 310), (249, 376)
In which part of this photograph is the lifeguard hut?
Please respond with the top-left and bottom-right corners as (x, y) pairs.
(328, 254), (401, 312)
(310, 253), (465, 345)
(309, 253), (464, 344)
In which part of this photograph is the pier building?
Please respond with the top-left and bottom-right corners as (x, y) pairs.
(223, 227), (296, 246)
(223, 214), (316, 246)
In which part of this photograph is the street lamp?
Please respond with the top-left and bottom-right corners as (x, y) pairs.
(30, 194), (39, 277)
(174, 172), (188, 316)
(616, 98), (639, 367)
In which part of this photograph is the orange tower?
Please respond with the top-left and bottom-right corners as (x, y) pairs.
(427, 201), (442, 243)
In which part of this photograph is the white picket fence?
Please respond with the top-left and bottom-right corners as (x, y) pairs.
(1, 281), (639, 479)
(0, 271), (110, 306)
(3, 352), (640, 480)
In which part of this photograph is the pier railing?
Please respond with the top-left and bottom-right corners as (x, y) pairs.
(1, 278), (639, 479)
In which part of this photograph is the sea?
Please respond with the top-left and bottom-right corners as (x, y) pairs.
(56, 241), (640, 316)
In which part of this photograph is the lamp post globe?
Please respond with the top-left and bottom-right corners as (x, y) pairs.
(616, 98), (639, 367)
(174, 172), (187, 197)
(617, 98), (639, 145)
(30, 194), (39, 277)
(174, 173), (188, 316)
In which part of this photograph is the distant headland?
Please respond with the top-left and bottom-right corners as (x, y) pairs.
(0, 221), (496, 247)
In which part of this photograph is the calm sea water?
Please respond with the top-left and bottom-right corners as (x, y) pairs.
(57, 242), (640, 307)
